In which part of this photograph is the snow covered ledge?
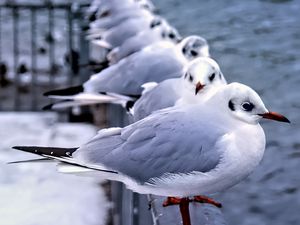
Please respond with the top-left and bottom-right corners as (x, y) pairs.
(0, 112), (108, 225)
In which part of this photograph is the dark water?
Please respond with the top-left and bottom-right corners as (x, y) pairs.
(152, 0), (300, 224)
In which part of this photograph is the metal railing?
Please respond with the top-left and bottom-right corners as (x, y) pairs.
(0, 2), (89, 111)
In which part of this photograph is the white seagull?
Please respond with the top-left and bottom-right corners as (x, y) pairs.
(107, 18), (181, 64)
(90, 11), (158, 50)
(13, 82), (290, 199)
(44, 36), (210, 110)
(88, 1), (156, 31)
(130, 57), (227, 121)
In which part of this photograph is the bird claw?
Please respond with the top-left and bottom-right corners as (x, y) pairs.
(193, 195), (222, 208)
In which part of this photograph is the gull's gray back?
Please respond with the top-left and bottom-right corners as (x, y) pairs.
(76, 107), (225, 184)
(84, 48), (184, 95)
(110, 29), (164, 63)
(105, 17), (153, 48)
(133, 78), (181, 120)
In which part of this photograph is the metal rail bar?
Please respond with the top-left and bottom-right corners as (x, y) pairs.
(48, 6), (55, 88)
(12, 6), (19, 111)
(0, 3), (90, 9)
(0, 7), (2, 62)
(30, 8), (37, 110)
(67, 8), (74, 85)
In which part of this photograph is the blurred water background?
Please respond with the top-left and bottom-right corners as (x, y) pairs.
(0, 0), (299, 225)
(151, 1), (300, 225)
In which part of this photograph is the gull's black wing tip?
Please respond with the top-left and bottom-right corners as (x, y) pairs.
(44, 85), (83, 97)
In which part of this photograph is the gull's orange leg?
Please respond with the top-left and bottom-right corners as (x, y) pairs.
(163, 197), (191, 225)
(162, 197), (182, 207)
(193, 195), (222, 208)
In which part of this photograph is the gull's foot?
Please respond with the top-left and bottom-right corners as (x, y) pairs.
(193, 195), (222, 208)
(162, 197), (183, 207)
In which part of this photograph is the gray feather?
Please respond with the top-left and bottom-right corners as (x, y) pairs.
(84, 47), (183, 95)
(74, 106), (225, 184)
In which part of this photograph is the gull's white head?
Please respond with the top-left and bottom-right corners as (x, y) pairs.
(149, 18), (181, 43)
(214, 82), (290, 125)
(178, 36), (210, 60)
(182, 57), (227, 97)
(135, 0), (156, 12)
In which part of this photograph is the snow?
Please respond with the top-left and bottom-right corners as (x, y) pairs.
(0, 112), (108, 225)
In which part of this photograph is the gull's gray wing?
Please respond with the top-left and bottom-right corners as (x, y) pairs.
(109, 30), (161, 63)
(83, 48), (184, 95)
(104, 17), (152, 48)
(133, 78), (181, 120)
(91, 8), (148, 30)
(75, 107), (225, 184)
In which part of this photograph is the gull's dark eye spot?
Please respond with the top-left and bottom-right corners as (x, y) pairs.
(150, 19), (161, 28)
(169, 33), (175, 39)
(190, 50), (198, 57)
(209, 73), (215, 82)
(184, 72), (188, 79)
(242, 102), (255, 112)
(189, 74), (194, 82)
(228, 100), (235, 111)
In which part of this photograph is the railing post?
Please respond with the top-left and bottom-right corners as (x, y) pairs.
(48, 2), (55, 88)
(67, 6), (74, 86)
(30, 8), (37, 110)
(12, 5), (20, 111)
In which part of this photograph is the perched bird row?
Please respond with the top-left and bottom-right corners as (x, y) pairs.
(12, 0), (290, 215)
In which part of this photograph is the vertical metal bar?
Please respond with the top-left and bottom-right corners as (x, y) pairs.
(67, 6), (74, 85)
(79, 10), (90, 83)
(12, 6), (20, 111)
(0, 7), (2, 111)
(48, 4), (55, 88)
(132, 193), (140, 225)
(0, 7), (2, 62)
(121, 187), (133, 225)
(31, 8), (37, 110)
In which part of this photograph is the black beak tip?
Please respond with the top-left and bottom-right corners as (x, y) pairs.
(282, 117), (291, 123)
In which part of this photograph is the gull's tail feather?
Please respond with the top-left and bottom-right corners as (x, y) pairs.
(8, 158), (52, 164)
(12, 146), (78, 158)
(43, 92), (136, 110)
(12, 146), (118, 174)
(42, 100), (98, 111)
(91, 39), (112, 50)
(44, 85), (84, 97)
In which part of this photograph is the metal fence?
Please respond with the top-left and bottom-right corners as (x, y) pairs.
(0, 2), (89, 111)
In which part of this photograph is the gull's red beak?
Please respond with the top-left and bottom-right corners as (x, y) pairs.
(258, 112), (290, 123)
(195, 82), (205, 95)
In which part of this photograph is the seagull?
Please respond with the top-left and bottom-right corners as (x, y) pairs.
(107, 18), (181, 64)
(89, 7), (153, 32)
(42, 57), (220, 112)
(87, 1), (155, 31)
(90, 12), (160, 50)
(130, 57), (227, 121)
(44, 36), (210, 110)
(13, 82), (290, 199)
(87, 0), (155, 23)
